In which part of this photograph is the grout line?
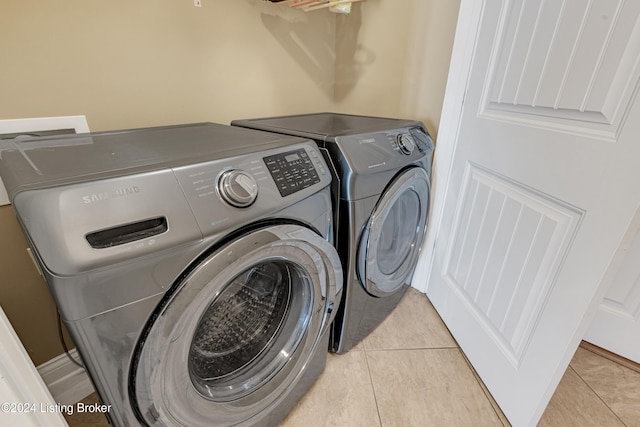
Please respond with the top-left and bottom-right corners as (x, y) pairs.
(567, 365), (628, 427)
(364, 345), (460, 353)
(458, 348), (511, 427)
(362, 348), (384, 427)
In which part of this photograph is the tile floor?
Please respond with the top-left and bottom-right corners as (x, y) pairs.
(65, 288), (640, 426)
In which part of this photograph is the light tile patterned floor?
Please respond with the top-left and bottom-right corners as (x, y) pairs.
(66, 288), (640, 426)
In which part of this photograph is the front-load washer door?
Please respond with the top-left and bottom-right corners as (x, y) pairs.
(130, 224), (341, 427)
(358, 167), (430, 297)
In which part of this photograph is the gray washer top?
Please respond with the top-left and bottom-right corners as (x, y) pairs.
(0, 122), (308, 200)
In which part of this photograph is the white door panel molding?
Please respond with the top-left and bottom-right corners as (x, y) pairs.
(585, 205), (640, 364)
(443, 162), (584, 367)
(479, 0), (640, 141)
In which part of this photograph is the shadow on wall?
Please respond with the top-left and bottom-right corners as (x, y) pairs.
(333, 3), (375, 102)
(255, 1), (371, 102)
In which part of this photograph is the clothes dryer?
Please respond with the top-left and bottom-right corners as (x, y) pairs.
(0, 123), (342, 426)
(232, 113), (434, 353)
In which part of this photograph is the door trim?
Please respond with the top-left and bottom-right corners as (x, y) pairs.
(413, 0), (484, 293)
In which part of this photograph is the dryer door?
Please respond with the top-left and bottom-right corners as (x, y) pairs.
(358, 167), (430, 297)
(130, 224), (341, 427)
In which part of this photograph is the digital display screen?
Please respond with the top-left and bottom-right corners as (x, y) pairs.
(285, 153), (300, 162)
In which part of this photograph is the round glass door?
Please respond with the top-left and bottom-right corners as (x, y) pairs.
(358, 167), (430, 297)
(376, 190), (422, 275)
(130, 224), (342, 427)
(188, 260), (312, 401)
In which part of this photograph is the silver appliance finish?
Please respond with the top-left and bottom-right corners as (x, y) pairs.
(0, 123), (343, 426)
(232, 113), (434, 353)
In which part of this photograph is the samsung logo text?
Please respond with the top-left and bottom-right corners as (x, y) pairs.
(82, 186), (140, 204)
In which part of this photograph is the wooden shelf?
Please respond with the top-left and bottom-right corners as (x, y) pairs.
(267, 0), (363, 13)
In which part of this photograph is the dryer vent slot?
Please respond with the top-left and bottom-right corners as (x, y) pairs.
(86, 217), (168, 249)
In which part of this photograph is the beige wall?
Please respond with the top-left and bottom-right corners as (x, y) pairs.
(334, 0), (460, 138)
(0, 0), (337, 132)
(0, 0), (459, 366)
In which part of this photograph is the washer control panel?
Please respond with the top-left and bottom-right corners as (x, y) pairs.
(263, 148), (321, 197)
(173, 142), (330, 235)
(217, 169), (258, 207)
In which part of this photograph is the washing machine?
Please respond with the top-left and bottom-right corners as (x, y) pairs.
(0, 123), (343, 426)
(232, 113), (434, 353)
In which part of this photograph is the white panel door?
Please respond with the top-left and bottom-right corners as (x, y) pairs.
(584, 207), (640, 364)
(0, 306), (67, 426)
(424, 0), (640, 425)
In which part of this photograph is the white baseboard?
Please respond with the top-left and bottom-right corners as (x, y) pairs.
(37, 349), (95, 405)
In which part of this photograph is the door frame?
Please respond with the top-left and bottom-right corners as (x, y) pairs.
(413, 0), (484, 292)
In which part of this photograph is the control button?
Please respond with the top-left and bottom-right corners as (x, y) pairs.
(396, 133), (416, 155)
(217, 169), (258, 208)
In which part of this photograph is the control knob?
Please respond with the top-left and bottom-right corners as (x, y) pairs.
(395, 133), (416, 155)
(217, 169), (258, 208)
